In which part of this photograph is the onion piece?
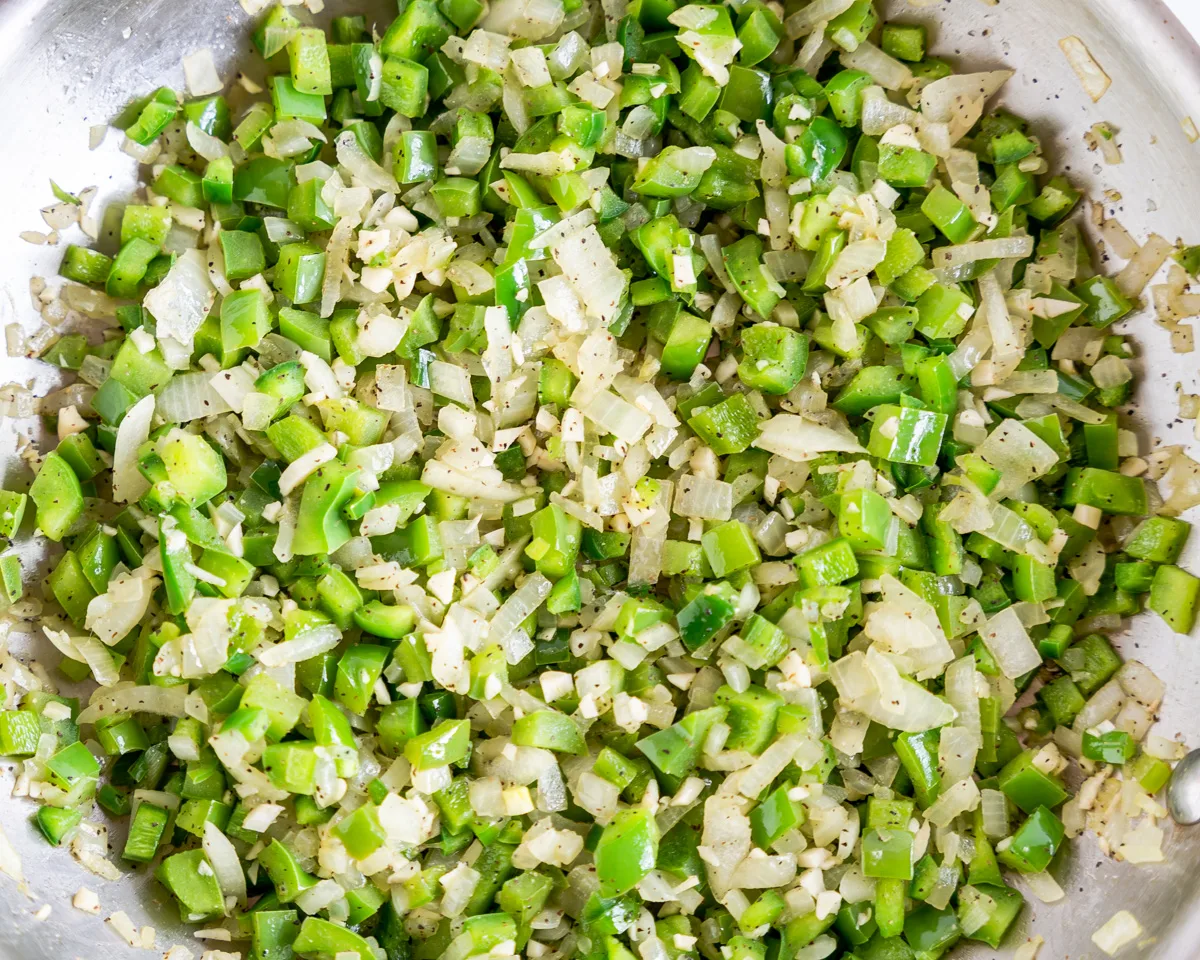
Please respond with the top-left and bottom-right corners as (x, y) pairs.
(921, 71), (1014, 123)
(755, 414), (865, 460)
(336, 130), (399, 192)
(77, 685), (190, 724)
(202, 821), (247, 907)
(839, 42), (912, 91)
(183, 48), (223, 97)
(1092, 911), (1143, 957)
(112, 395), (155, 504)
(1060, 36), (1111, 102)
(978, 607), (1042, 679)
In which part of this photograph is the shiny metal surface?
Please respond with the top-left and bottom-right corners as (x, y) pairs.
(1167, 749), (1200, 825)
(1, 0), (1200, 956)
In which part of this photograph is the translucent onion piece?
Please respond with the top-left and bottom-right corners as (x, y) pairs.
(112, 395), (155, 504)
(77, 685), (189, 724)
(203, 820), (247, 906)
(978, 607), (1042, 679)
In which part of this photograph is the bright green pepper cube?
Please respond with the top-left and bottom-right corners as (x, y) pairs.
(221, 288), (271, 353)
(121, 204), (173, 246)
(998, 806), (1065, 873)
(395, 129), (439, 184)
(715, 684), (782, 753)
(737, 8), (781, 65)
(837, 488), (893, 552)
(289, 27), (332, 95)
(1082, 729), (1136, 765)
(1126, 516), (1190, 563)
(738, 324), (808, 395)
(0, 710), (41, 756)
(125, 87), (179, 145)
(688, 393), (759, 456)
(431, 177), (481, 218)
(1061, 467), (1146, 516)
(219, 230), (267, 281)
(701, 520), (761, 577)
(30, 452), (84, 542)
(881, 22), (927, 61)
(1012, 554), (1057, 602)
(792, 116), (849, 184)
(1148, 564), (1200, 634)
(511, 710), (587, 755)
(0, 487), (27, 540)
(615, 596), (672, 637)
(921, 183), (980, 244)
(915, 283), (974, 339)
(661, 313), (713, 380)
(740, 613), (788, 667)
(1057, 633), (1121, 695)
(46, 740), (100, 792)
(36, 806), (83, 847)
(379, 0), (452, 60)
(106, 237), (159, 298)
(904, 905), (960, 956)
(594, 746), (639, 789)
(263, 741), (319, 794)
(157, 849), (225, 921)
(279, 307), (332, 361)
(722, 234), (783, 319)
(233, 156), (293, 209)
(527, 503), (582, 579)
(997, 750), (1069, 814)
(202, 156), (234, 205)
(1072, 274), (1133, 328)
(633, 145), (716, 197)
(333, 803), (387, 860)
(59, 244), (113, 286)
(240, 674), (307, 742)
(867, 404), (948, 467)
(156, 428), (227, 506)
(1126, 753), (1172, 794)
(677, 583), (737, 650)
(379, 57), (429, 118)
(635, 705), (727, 778)
(595, 808), (659, 896)
(750, 784), (805, 849)
(867, 797), (915, 831)
(957, 883), (1024, 949)
(334, 644), (391, 715)
(1027, 175), (1081, 224)
(795, 538), (859, 588)
(274, 242), (326, 305)
(377, 698), (426, 754)
(405, 718), (470, 771)
(287, 178), (336, 232)
(271, 75), (326, 123)
(861, 828), (914, 880)
(292, 461), (359, 555)
(1037, 675), (1085, 727)
(878, 144), (937, 188)
(824, 69), (871, 126)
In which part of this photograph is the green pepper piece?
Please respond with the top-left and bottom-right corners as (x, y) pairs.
(512, 710), (587, 755)
(405, 718), (471, 771)
(30, 453), (84, 542)
(721, 234), (783, 319)
(595, 808), (659, 896)
(1148, 564), (1200, 634)
(157, 849), (225, 921)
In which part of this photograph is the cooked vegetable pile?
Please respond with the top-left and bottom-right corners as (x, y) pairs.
(4, 0), (1200, 958)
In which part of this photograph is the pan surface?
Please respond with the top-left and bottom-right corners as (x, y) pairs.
(0, 0), (1199, 955)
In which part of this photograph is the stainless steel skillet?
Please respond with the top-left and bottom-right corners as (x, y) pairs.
(0, 0), (1199, 955)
